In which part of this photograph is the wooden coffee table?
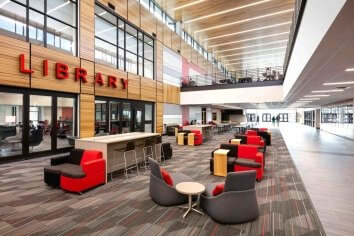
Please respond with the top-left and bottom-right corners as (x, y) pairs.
(230, 138), (242, 145)
(213, 149), (229, 177)
(176, 182), (205, 218)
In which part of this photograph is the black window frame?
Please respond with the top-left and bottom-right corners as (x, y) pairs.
(0, 0), (78, 56)
(94, 2), (155, 79)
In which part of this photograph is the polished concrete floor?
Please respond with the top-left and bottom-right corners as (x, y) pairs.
(280, 124), (354, 236)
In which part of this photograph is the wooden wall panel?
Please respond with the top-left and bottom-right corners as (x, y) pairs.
(127, 73), (140, 100)
(156, 102), (163, 134)
(163, 84), (180, 104)
(171, 32), (181, 53)
(141, 8), (156, 36)
(0, 36), (30, 88)
(80, 59), (95, 94)
(97, 0), (127, 19)
(80, 0), (95, 62)
(128, 0), (140, 27)
(181, 41), (191, 62)
(156, 41), (163, 82)
(95, 64), (128, 98)
(140, 77), (156, 102)
(163, 25), (172, 48)
(156, 81), (163, 102)
(31, 45), (80, 93)
(156, 21), (164, 43)
(80, 94), (95, 138)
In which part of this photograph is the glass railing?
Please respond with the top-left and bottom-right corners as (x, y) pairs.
(181, 66), (284, 88)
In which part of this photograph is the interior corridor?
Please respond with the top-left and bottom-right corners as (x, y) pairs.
(280, 124), (354, 236)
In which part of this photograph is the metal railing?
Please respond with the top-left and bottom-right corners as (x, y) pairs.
(181, 66), (284, 88)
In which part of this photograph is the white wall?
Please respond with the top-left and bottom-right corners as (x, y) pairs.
(163, 103), (182, 126)
(283, 0), (346, 98)
(163, 46), (182, 87)
(181, 85), (284, 105)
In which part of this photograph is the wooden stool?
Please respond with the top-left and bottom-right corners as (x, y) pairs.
(188, 133), (195, 146)
(213, 149), (229, 177)
(178, 133), (185, 145)
(230, 138), (242, 145)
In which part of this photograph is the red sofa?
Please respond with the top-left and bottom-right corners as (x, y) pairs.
(234, 145), (264, 181)
(56, 150), (105, 194)
(191, 129), (203, 146)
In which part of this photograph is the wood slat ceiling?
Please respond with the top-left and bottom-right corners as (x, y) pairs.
(158, 0), (295, 71)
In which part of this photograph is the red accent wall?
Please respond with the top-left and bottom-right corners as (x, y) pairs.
(182, 106), (190, 125)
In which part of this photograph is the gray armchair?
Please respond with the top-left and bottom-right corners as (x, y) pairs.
(149, 158), (193, 206)
(200, 171), (259, 224)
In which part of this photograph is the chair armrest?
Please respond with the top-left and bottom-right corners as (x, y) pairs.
(51, 155), (69, 165)
(83, 159), (105, 175)
(260, 140), (265, 147)
(255, 152), (264, 165)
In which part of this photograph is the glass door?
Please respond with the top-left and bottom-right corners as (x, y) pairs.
(109, 101), (120, 134)
(122, 102), (131, 133)
(95, 100), (108, 135)
(132, 103), (144, 132)
(29, 95), (52, 153)
(144, 103), (153, 132)
(57, 97), (75, 148)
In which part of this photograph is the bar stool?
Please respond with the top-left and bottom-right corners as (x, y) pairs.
(155, 136), (165, 164)
(143, 138), (154, 171)
(123, 141), (139, 181)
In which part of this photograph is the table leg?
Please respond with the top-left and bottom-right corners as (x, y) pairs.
(178, 194), (203, 218)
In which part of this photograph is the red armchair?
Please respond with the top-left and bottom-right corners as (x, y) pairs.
(60, 150), (105, 194)
(246, 130), (258, 136)
(234, 145), (264, 181)
(247, 136), (265, 149)
(191, 130), (203, 146)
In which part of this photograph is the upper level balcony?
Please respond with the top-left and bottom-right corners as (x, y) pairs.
(181, 66), (284, 92)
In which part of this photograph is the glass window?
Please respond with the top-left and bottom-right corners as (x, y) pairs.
(47, 18), (76, 55)
(144, 43), (153, 61)
(166, 16), (175, 31)
(126, 52), (137, 74)
(57, 97), (75, 149)
(144, 59), (153, 79)
(118, 48), (124, 70)
(138, 57), (143, 76)
(126, 33), (137, 54)
(47, 0), (76, 26)
(95, 38), (117, 67)
(0, 92), (23, 158)
(126, 24), (137, 37)
(0, 1), (26, 40)
(145, 104), (152, 121)
(109, 101), (119, 134)
(95, 17), (117, 45)
(154, 6), (162, 21)
(29, 0), (44, 12)
(118, 28), (124, 47)
(28, 10), (44, 45)
(138, 40), (143, 56)
(95, 100), (107, 135)
(140, 0), (149, 9)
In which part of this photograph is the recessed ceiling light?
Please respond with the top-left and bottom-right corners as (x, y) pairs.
(300, 98), (321, 100)
(202, 22), (292, 41)
(172, 0), (206, 11)
(304, 95), (330, 97)
(213, 40), (288, 53)
(223, 52), (286, 62)
(323, 81), (354, 85)
(184, 0), (271, 23)
(208, 32), (290, 48)
(219, 46), (287, 58)
(195, 9), (293, 33)
(312, 89), (344, 93)
(345, 68), (354, 72)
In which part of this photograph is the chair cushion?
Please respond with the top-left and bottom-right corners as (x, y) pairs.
(212, 184), (225, 196)
(67, 149), (84, 165)
(44, 163), (72, 174)
(170, 172), (193, 187)
(204, 182), (224, 197)
(235, 158), (261, 168)
(61, 164), (86, 179)
(160, 168), (173, 186)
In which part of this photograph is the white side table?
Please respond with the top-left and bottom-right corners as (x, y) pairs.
(176, 182), (205, 218)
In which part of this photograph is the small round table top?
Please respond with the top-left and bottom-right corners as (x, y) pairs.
(176, 182), (205, 195)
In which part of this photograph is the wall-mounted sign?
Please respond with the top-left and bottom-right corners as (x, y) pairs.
(19, 54), (128, 89)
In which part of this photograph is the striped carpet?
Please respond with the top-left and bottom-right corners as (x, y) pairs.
(0, 129), (325, 235)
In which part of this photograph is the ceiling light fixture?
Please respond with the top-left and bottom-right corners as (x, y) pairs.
(223, 52), (286, 62)
(345, 68), (354, 72)
(299, 98), (321, 101)
(219, 46), (287, 58)
(195, 9), (293, 33)
(312, 89), (344, 93)
(213, 39), (288, 53)
(184, 0), (271, 23)
(203, 22), (292, 41)
(208, 32), (290, 48)
(323, 81), (354, 85)
(172, 0), (206, 11)
(304, 95), (330, 97)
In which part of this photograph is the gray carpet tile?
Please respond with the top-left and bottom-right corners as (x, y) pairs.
(0, 129), (325, 235)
